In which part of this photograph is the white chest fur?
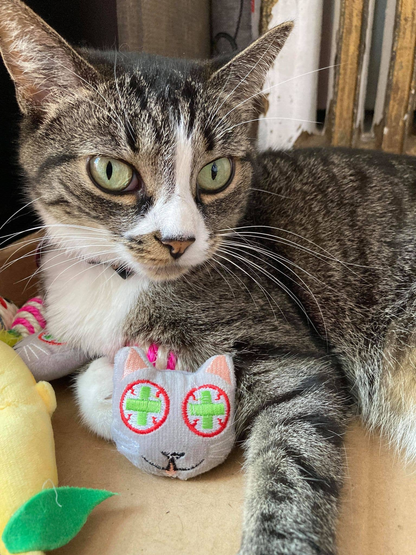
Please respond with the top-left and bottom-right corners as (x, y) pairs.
(42, 251), (148, 358)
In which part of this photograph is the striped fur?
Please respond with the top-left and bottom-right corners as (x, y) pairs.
(2, 2), (416, 553)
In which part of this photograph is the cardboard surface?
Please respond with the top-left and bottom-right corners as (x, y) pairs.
(2, 238), (416, 554)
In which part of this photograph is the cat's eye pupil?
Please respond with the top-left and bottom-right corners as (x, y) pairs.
(106, 161), (113, 180)
(88, 156), (137, 193)
(197, 157), (233, 194)
(211, 163), (218, 181)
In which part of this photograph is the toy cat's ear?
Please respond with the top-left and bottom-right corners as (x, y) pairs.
(0, 0), (99, 115)
(122, 348), (151, 379)
(201, 355), (235, 386)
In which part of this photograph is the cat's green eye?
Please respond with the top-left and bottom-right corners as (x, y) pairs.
(88, 156), (139, 193)
(197, 157), (234, 194)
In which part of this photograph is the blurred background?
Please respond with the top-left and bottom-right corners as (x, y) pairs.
(1, 0), (415, 244)
(0, 0), (118, 244)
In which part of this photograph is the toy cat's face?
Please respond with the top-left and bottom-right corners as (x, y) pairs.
(112, 348), (235, 480)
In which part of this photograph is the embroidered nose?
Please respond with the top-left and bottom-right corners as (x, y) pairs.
(156, 236), (195, 259)
(162, 451), (185, 460)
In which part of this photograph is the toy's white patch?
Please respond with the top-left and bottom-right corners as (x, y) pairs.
(125, 122), (210, 267)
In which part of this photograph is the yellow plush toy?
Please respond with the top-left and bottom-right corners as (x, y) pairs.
(0, 342), (114, 555)
(0, 341), (57, 555)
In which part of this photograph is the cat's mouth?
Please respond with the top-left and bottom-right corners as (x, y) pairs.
(141, 455), (204, 477)
(85, 257), (186, 281)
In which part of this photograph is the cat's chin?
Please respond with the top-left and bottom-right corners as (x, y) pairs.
(141, 264), (190, 282)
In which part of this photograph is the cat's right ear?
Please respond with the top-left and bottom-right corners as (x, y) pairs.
(200, 355), (235, 387)
(0, 0), (98, 115)
(208, 21), (293, 107)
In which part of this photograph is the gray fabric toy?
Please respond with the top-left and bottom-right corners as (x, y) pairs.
(112, 347), (236, 480)
(15, 330), (90, 381)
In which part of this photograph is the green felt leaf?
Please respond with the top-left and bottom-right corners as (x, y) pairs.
(2, 487), (116, 553)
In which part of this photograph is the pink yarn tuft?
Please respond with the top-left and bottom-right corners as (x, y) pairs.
(15, 305), (46, 328)
(11, 297), (46, 337)
(125, 342), (178, 370)
(147, 343), (159, 366)
(166, 351), (177, 370)
(12, 317), (35, 335)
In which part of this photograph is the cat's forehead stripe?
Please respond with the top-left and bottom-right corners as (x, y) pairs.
(174, 121), (194, 199)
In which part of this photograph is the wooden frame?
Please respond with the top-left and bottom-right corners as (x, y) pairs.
(264, 0), (416, 155)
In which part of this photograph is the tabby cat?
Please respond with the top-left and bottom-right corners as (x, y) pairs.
(2, 0), (416, 553)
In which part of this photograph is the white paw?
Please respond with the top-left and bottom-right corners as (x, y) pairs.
(74, 356), (114, 440)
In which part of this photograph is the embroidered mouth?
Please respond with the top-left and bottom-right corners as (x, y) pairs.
(141, 456), (204, 474)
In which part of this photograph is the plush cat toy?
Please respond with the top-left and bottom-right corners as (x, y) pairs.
(0, 342), (114, 555)
(15, 330), (90, 381)
(112, 347), (236, 480)
(4, 299), (237, 480)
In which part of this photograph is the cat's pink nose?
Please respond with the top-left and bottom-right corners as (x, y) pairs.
(155, 235), (195, 259)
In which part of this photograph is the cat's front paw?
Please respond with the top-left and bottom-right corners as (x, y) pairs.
(74, 356), (114, 440)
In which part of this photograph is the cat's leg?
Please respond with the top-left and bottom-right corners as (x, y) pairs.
(237, 354), (350, 555)
(74, 356), (114, 441)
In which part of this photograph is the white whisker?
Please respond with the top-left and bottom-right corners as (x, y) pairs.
(213, 63), (341, 133)
(33, 343), (49, 356)
(212, 255), (257, 306)
(220, 242), (327, 340)
(206, 259), (235, 298)
(218, 116), (321, 138)
(0, 197), (42, 232)
(215, 252), (283, 320)
(218, 247), (317, 333)
(27, 345), (39, 360)
(250, 187), (292, 199)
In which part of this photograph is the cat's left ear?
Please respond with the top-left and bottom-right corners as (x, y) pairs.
(200, 355), (235, 387)
(0, 0), (99, 115)
(208, 21), (293, 106)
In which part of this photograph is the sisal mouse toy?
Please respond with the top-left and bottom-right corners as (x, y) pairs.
(112, 347), (236, 480)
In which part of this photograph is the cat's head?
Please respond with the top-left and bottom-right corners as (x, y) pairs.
(0, 0), (292, 282)
(112, 347), (236, 479)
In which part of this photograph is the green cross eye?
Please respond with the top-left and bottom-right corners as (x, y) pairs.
(197, 157), (234, 194)
(189, 390), (226, 430)
(121, 380), (170, 434)
(125, 386), (162, 427)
